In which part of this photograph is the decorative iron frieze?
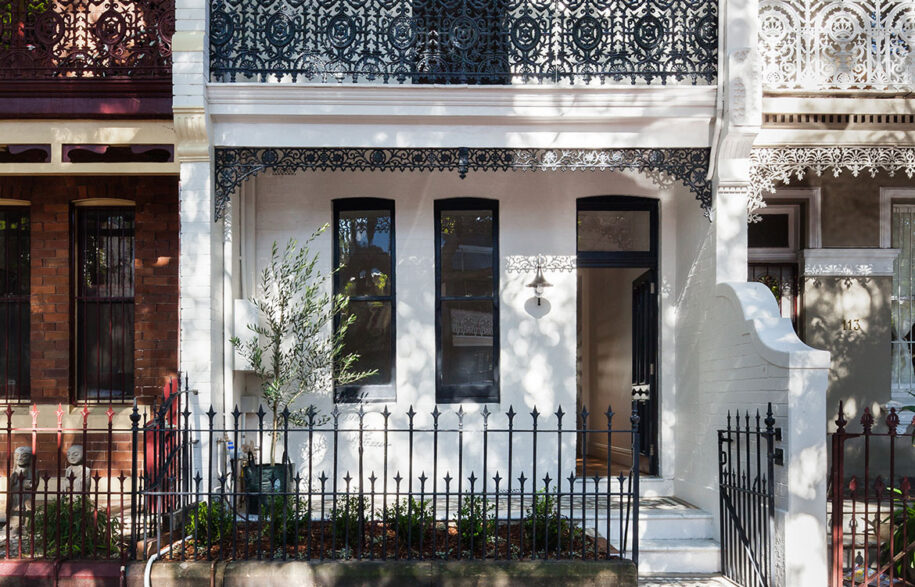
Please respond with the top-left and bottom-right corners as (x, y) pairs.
(759, 0), (915, 91)
(0, 0), (173, 80)
(214, 147), (712, 220)
(750, 146), (915, 216)
(209, 0), (717, 85)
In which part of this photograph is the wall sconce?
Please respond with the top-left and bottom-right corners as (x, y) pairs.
(526, 260), (553, 306)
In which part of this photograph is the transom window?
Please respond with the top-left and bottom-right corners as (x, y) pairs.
(435, 199), (499, 403)
(333, 199), (396, 402)
(0, 206), (30, 402)
(74, 207), (135, 403)
(749, 204), (801, 326)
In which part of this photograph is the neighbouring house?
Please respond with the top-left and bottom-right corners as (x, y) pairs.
(0, 0), (179, 492)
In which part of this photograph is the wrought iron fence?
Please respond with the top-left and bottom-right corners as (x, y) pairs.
(830, 403), (915, 586)
(0, 0), (173, 80)
(718, 405), (778, 587)
(0, 382), (640, 565)
(145, 401), (640, 563)
(209, 0), (718, 85)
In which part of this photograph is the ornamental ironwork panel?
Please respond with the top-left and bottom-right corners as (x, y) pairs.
(213, 147), (712, 220)
(760, 0), (915, 91)
(0, 0), (173, 80)
(209, 0), (718, 85)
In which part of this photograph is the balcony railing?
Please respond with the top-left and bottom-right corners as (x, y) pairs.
(760, 0), (915, 92)
(209, 0), (718, 86)
(0, 0), (173, 81)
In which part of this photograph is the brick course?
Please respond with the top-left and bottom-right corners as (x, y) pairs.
(0, 175), (179, 406)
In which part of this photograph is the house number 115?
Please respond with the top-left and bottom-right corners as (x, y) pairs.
(842, 319), (862, 331)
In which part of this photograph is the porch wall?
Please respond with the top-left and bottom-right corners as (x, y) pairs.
(227, 169), (696, 486)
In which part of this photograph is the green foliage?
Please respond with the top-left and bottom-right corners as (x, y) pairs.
(523, 490), (581, 546)
(383, 497), (432, 544)
(330, 495), (370, 547)
(457, 494), (494, 550)
(261, 495), (310, 545)
(880, 488), (915, 579)
(230, 228), (375, 465)
(185, 500), (235, 547)
(32, 497), (122, 558)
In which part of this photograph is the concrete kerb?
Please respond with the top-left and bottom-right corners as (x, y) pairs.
(126, 559), (637, 586)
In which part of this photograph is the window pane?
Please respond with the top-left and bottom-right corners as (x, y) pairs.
(76, 208), (135, 402)
(578, 210), (651, 252)
(892, 207), (915, 394)
(440, 209), (494, 297)
(337, 210), (393, 297)
(440, 300), (495, 388)
(0, 208), (29, 401)
(748, 214), (791, 249)
(340, 300), (393, 386)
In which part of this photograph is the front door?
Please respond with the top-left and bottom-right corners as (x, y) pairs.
(576, 196), (659, 477)
(631, 269), (658, 474)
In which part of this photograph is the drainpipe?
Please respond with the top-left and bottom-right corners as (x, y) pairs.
(143, 537), (190, 587)
(707, 0), (728, 183)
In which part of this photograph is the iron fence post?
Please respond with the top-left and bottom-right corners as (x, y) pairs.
(631, 405), (640, 566)
(129, 400), (141, 561)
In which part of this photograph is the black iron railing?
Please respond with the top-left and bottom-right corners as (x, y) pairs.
(1, 382), (640, 565)
(209, 0), (718, 85)
(718, 405), (778, 587)
(830, 404), (915, 586)
(0, 0), (173, 81)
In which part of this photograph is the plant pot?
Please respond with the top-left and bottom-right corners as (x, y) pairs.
(242, 463), (292, 516)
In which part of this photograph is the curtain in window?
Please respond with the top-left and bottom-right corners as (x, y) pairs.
(892, 206), (915, 395)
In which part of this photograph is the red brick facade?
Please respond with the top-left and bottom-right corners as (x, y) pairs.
(0, 175), (179, 406)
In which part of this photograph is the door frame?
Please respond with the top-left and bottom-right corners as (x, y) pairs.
(576, 195), (660, 475)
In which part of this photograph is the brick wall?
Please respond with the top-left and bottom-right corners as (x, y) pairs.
(0, 175), (179, 406)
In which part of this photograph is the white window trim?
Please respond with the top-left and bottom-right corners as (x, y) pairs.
(759, 187), (822, 249)
(748, 204), (801, 263)
(880, 188), (915, 248)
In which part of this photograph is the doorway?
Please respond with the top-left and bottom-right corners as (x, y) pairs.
(576, 196), (658, 477)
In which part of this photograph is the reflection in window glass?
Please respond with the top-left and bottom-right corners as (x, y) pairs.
(577, 210), (651, 252)
(436, 201), (498, 402)
(75, 208), (135, 402)
(334, 201), (395, 402)
(0, 207), (29, 402)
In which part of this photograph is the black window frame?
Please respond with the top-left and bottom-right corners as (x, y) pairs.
(576, 196), (659, 269)
(434, 197), (500, 404)
(0, 205), (30, 403)
(332, 198), (397, 403)
(72, 205), (136, 404)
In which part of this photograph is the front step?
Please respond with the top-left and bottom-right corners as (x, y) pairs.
(575, 496), (720, 575)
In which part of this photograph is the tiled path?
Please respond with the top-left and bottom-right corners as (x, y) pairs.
(639, 576), (735, 586)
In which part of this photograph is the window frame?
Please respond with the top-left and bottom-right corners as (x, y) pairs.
(71, 204), (136, 404)
(576, 196), (658, 269)
(332, 198), (397, 403)
(0, 203), (31, 403)
(748, 204), (800, 263)
(434, 197), (500, 404)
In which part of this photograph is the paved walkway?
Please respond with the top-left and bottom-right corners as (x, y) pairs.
(639, 575), (736, 586)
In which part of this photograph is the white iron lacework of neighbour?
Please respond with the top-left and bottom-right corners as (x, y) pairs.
(759, 0), (915, 91)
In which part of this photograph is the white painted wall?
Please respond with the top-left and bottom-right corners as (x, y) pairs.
(226, 168), (701, 493)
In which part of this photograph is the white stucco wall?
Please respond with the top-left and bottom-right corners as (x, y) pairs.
(226, 168), (702, 492)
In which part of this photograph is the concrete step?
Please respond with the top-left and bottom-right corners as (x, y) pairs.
(577, 497), (716, 541)
(638, 538), (721, 575)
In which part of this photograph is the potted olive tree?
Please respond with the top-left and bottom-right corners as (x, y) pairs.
(231, 227), (373, 513)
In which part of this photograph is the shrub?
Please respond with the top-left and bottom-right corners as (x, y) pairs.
(457, 494), (494, 551)
(523, 490), (580, 548)
(32, 497), (122, 558)
(880, 488), (915, 580)
(261, 495), (310, 545)
(185, 500), (235, 547)
(330, 495), (370, 548)
(383, 497), (432, 545)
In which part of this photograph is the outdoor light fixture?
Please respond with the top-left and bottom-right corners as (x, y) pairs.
(526, 260), (553, 306)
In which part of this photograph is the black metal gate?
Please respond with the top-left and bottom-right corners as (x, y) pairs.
(718, 403), (778, 587)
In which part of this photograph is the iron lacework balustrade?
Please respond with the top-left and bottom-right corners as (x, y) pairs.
(0, 0), (173, 81)
(214, 147), (713, 221)
(209, 0), (718, 85)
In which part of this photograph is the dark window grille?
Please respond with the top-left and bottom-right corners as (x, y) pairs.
(435, 198), (499, 403)
(333, 199), (396, 402)
(0, 207), (30, 402)
(748, 262), (799, 330)
(74, 207), (135, 403)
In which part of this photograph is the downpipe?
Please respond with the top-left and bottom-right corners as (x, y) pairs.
(144, 536), (191, 587)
